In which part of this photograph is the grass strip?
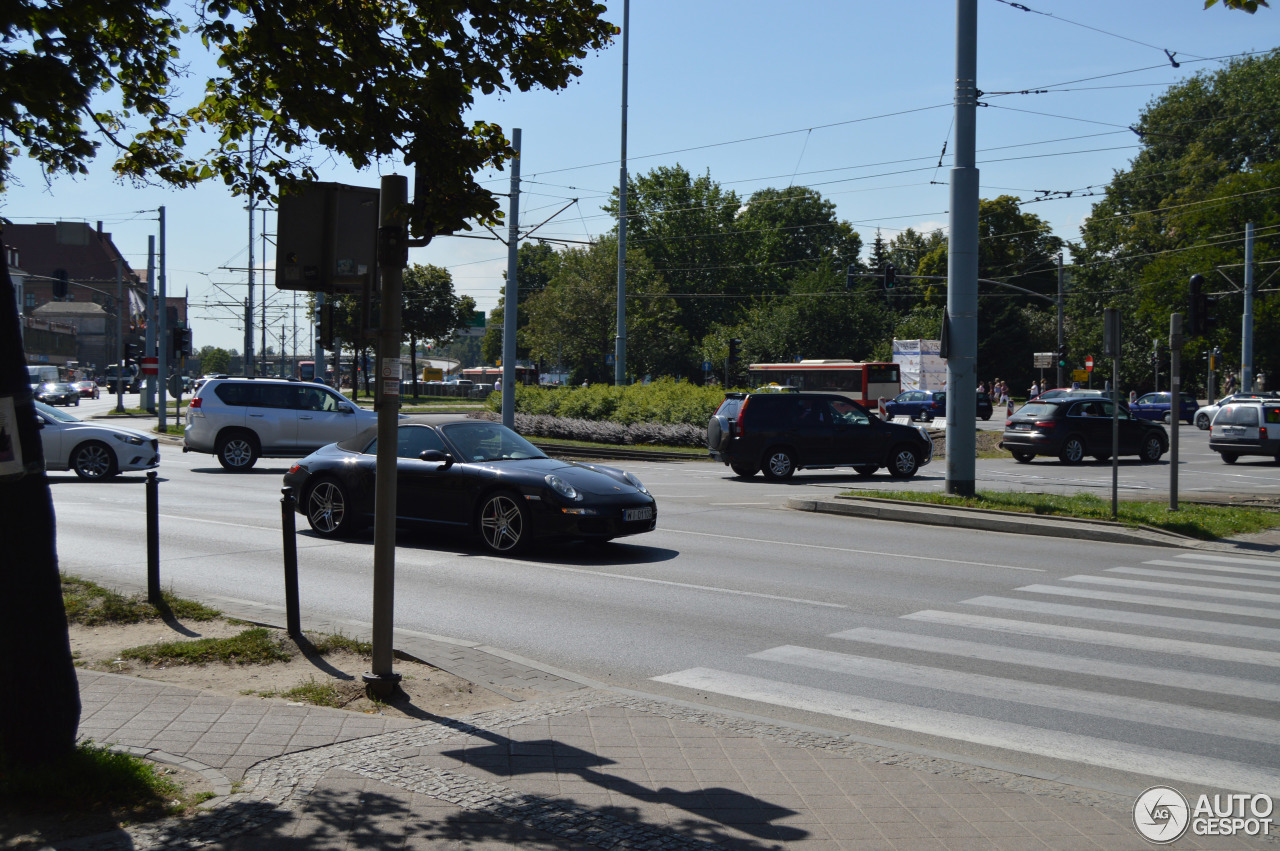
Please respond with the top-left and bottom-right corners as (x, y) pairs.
(0, 740), (190, 817)
(62, 576), (220, 625)
(120, 627), (292, 665)
(849, 489), (1280, 541)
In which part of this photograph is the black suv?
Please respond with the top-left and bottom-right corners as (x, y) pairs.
(707, 392), (934, 479)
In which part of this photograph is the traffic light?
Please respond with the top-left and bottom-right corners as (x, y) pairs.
(180, 328), (193, 356)
(728, 338), (741, 362)
(124, 343), (140, 366)
(1056, 345), (1067, 368)
(1189, 274), (1205, 335)
(883, 264), (896, 290)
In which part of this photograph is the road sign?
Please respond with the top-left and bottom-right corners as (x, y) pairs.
(1033, 352), (1054, 368)
(1085, 355), (1094, 373)
(1072, 369), (1089, 382)
(140, 357), (158, 376)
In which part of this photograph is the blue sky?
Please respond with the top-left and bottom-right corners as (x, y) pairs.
(4, 0), (1278, 354)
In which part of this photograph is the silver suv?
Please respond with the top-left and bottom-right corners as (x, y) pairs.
(183, 378), (378, 470)
(1208, 399), (1280, 464)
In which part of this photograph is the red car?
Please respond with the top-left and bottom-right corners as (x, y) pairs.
(74, 380), (100, 399)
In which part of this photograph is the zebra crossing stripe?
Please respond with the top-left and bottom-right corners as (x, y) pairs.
(651, 667), (1280, 795)
(963, 596), (1280, 642)
(1014, 584), (1280, 620)
(1108, 566), (1280, 590)
(749, 645), (1280, 744)
(1144, 558), (1280, 578)
(1062, 574), (1280, 604)
(1175, 553), (1280, 569)
(827, 628), (1280, 702)
(901, 610), (1280, 667)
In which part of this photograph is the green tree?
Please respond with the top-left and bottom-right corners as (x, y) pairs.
(481, 242), (560, 364)
(734, 186), (864, 295)
(523, 238), (682, 384)
(200, 347), (232, 375)
(0, 0), (615, 768)
(402, 264), (474, 394)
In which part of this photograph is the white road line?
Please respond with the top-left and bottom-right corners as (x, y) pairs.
(661, 528), (1043, 571)
(467, 556), (847, 609)
(751, 645), (1280, 743)
(1175, 553), (1280, 569)
(650, 668), (1280, 795)
(962, 596), (1280, 642)
(902, 610), (1280, 667)
(1015, 584), (1280, 620)
(1143, 559), (1280, 578)
(708, 502), (775, 506)
(1063, 574), (1280, 604)
(1108, 566), (1280, 591)
(827, 627), (1280, 702)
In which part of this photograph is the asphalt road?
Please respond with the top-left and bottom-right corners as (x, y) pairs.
(45, 425), (1280, 799)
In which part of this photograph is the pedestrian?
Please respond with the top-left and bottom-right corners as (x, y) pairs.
(581, 379), (589, 388)
(977, 381), (986, 394)
(1258, 372), (1267, 392)
(1029, 380), (1040, 399)
(494, 376), (502, 393)
(1225, 372), (1236, 394)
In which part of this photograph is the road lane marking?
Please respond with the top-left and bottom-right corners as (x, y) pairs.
(1107, 566), (1280, 590)
(902, 609), (1280, 667)
(1144, 558), (1280, 577)
(661, 528), (1043, 571)
(1063, 574), (1280, 604)
(752, 644), (1280, 742)
(963, 596), (1280, 642)
(1175, 552), (1280, 569)
(1014, 584), (1280, 620)
(650, 668), (1280, 795)
(828, 627), (1280, 702)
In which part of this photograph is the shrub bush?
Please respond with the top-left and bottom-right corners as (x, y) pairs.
(488, 378), (729, 427)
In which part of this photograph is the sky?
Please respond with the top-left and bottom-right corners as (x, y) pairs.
(4, 0), (1279, 356)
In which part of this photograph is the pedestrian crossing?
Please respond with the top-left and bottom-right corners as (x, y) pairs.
(652, 549), (1280, 794)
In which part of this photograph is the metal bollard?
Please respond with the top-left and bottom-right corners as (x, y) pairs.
(281, 486), (301, 638)
(146, 471), (160, 603)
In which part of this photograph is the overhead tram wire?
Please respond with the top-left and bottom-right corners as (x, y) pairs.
(989, 0), (1204, 61)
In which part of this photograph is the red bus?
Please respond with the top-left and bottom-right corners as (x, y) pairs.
(461, 365), (540, 386)
(746, 360), (900, 406)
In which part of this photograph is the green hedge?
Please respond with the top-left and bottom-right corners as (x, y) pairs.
(487, 378), (737, 427)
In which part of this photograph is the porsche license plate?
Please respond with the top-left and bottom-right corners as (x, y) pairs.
(624, 507), (653, 522)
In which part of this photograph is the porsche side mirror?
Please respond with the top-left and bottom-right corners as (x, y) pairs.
(419, 449), (454, 470)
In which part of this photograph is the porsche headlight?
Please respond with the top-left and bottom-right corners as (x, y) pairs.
(622, 471), (649, 495)
(545, 474), (582, 501)
(114, 433), (144, 446)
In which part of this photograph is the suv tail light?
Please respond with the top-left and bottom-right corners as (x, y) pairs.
(189, 397), (202, 409)
(1034, 420), (1056, 429)
(736, 396), (751, 436)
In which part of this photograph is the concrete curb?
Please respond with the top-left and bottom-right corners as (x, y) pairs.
(787, 495), (1201, 548)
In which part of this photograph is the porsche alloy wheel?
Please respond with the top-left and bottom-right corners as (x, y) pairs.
(479, 492), (530, 554)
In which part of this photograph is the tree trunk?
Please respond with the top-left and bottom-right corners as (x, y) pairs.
(0, 236), (81, 765)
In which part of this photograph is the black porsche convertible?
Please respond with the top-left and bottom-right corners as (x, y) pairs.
(282, 418), (658, 554)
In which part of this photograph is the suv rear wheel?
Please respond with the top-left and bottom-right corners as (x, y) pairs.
(761, 447), (796, 480)
(886, 446), (920, 478)
(216, 430), (260, 471)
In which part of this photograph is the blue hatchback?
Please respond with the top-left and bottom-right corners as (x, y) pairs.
(884, 390), (946, 421)
(1130, 391), (1198, 425)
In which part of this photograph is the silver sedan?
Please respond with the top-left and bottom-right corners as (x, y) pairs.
(33, 401), (160, 479)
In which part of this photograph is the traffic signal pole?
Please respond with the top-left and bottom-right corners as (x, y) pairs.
(115, 259), (125, 413)
(945, 0), (979, 497)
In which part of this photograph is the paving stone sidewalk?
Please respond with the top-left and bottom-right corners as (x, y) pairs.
(51, 670), (1276, 851)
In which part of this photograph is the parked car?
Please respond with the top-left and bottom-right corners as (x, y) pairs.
(1001, 397), (1168, 464)
(37, 382), (79, 407)
(1129, 391), (1198, 425)
(1208, 400), (1280, 464)
(73, 380), (100, 400)
(283, 419), (657, 553)
(707, 391), (934, 479)
(1193, 393), (1279, 430)
(883, 390), (994, 422)
(33, 401), (160, 479)
(183, 377), (380, 471)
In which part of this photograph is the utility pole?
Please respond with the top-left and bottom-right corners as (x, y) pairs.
(114, 259), (125, 412)
(614, 0), (630, 386)
(944, 0), (979, 497)
(261, 207), (268, 377)
(144, 236), (156, 412)
(1056, 253), (1064, 390)
(501, 129), (521, 430)
(1169, 313), (1182, 511)
(158, 206), (168, 432)
(366, 174), (408, 699)
(1242, 222), (1254, 391)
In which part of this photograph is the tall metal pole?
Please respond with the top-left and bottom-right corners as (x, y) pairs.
(261, 208), (268, 377)
(501, 129), (521, 430)
(1242, 222), (1254, 392)
(1169, 313), (1182, 511)
(945, 0), (979, 497)
(158, 206), (168, 432)
(144, 236), (156, 412)
(114, 259), (125, 412)
(365, 174), (407, 698)
(614, 0), (630, 386)
(247, 147), (256, 377)
(1056, 253), (1065, 389)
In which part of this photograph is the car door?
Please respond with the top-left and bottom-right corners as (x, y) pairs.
(386, 425), (472, 526)
(1131, 393), (1164, 422)
(1064, 401), (1109, 455)
(34, 413), (66, 469)
(246, 384), (298, 453)
(294, 386), (361, 451)
(829, 399), (883, 465)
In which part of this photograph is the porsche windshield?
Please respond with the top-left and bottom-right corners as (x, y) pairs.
(440, 422), (547, 462)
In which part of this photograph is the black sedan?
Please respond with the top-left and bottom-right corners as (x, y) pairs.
(283, 419), (657, 553)
(37, 382), (80, 406)
(1001, 397), (1167, 464)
